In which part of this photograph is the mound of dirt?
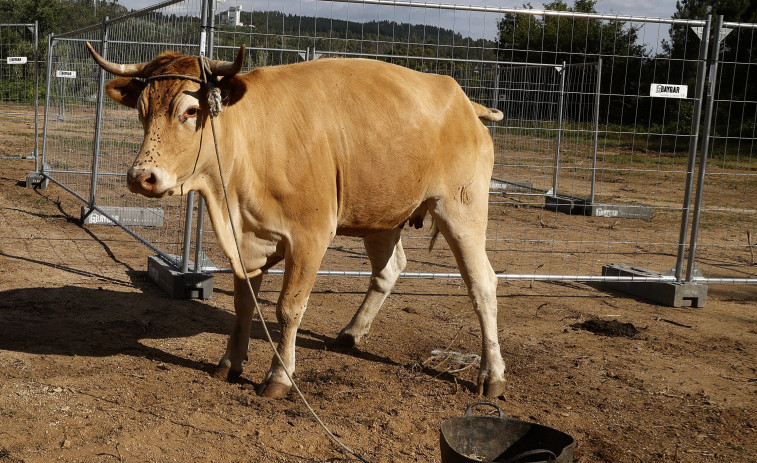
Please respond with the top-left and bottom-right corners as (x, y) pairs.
(571, 319), (640, 338)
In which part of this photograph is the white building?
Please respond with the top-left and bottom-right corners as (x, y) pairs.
(219, 5), (244, 27)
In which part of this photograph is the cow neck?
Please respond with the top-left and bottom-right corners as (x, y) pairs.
(202, 128), (262, 227)
(195, 67), (247, 241)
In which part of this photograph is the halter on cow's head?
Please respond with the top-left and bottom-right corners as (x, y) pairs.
(86, 43), (246, 198)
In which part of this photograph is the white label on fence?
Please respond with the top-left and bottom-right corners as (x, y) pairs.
(81, 206), (164, 227)
(56, 70), (77, 79)
(7, 56), (27, 64)
(595, 207), (620, 218)
(650, 83), (688, 99)
(199, 31), (207, 57)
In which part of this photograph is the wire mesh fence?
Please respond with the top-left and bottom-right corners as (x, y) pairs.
(0, 22), (39, 161)
(34, 0), (756, 289)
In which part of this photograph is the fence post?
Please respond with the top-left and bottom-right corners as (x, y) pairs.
(673, 15), (711, 282)
(589, 58), (602, 204)
(33, 20), (40, 171)
(181, 192), (195, 273)
(194, 196), (206, 272)
(88, 16), (109, 210)
(199, 0), (208, 55)
(180, 0), (213, 273)
(192, 0), (214, 272)
(208, 0), (216, 56)
(40, 34), (54, 174)
(489, 64), (501, 138)
(686, 15), (725, 282)
(551, 61), (566, 196)
(23, 23), (47, 189)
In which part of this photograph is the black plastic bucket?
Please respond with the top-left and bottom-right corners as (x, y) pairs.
(440, 402), (575, 463)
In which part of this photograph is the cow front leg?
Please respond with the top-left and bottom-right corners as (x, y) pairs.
(214, 273), (262, 380)
(334, 228), (405, 348)
(258, 253), (323, 398)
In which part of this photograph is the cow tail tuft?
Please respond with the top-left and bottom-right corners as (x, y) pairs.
(470, 101), (504, 122)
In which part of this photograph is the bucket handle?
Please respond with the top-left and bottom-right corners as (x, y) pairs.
(464, 402), (507, 419)
(495, 449), (558, 463)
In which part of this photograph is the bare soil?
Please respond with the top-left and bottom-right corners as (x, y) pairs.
(1, 155), (756, 463)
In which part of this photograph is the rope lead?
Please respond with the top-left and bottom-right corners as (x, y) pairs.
(199, 57), (224, 117)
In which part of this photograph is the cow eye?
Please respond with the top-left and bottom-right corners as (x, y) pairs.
(182, 107), (199, 121)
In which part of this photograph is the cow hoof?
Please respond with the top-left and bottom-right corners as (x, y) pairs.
(212, 364), (242, 381)
(212, 364), (230, 380)
(479, 378), (507, 399)
(257, 381), (291, 398)
(330, 332), (357, 350)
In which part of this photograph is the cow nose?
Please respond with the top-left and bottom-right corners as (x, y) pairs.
(127, 167), (158, 193)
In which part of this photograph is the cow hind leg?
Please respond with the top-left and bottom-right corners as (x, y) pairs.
(333, 228), (406, 348)
(214, 273), (263, 380)
(429, 198), (507, 398)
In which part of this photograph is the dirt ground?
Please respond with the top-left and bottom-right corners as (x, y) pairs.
(1, 157), (756, 463)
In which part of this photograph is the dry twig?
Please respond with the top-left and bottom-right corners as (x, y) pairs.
(422, 324), (465, 368)
(538, 214), (558, 229)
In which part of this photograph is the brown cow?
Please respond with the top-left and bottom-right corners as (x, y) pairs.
(87, 43), (507, 398)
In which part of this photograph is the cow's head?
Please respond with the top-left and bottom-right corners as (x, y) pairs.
(86, 43), (246, 198)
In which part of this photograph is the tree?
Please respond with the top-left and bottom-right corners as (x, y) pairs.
(496, 0), (649, 125)
(498, 0), (645, 65)
(0, 0), (128, 37)
(663, 0), (757, 153)
(0, 0), (128, 103)
(663, 0), (753, 64)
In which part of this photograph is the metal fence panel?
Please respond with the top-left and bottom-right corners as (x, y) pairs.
(43, 28), (104, 201)
(41, 0), (204, 267)
(692, 20), (757, 283)
(0, 23), (39, 161)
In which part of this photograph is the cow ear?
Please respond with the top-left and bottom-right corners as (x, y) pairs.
(219, 76), (246, 108)
(105, 77), (146, 109)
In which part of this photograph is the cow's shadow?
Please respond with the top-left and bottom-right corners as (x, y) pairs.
(0, 274), (472, 391)
(0, 279), (228, 372)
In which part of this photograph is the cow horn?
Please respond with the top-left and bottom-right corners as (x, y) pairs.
(207, 45), (246, 76)
(85, 42), (147, 77)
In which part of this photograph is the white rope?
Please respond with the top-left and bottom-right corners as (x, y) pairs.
(199, 62), (371, 463)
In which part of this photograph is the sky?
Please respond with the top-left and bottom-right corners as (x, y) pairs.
(595, 0), (678, 20)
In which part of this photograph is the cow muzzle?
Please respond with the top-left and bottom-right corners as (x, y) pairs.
(127, 166), (170, 197)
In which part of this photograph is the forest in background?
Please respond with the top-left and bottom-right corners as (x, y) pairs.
(2, 0), (756, 153)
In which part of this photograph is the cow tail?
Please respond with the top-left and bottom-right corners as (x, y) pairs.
(470, 101), (504, 122)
